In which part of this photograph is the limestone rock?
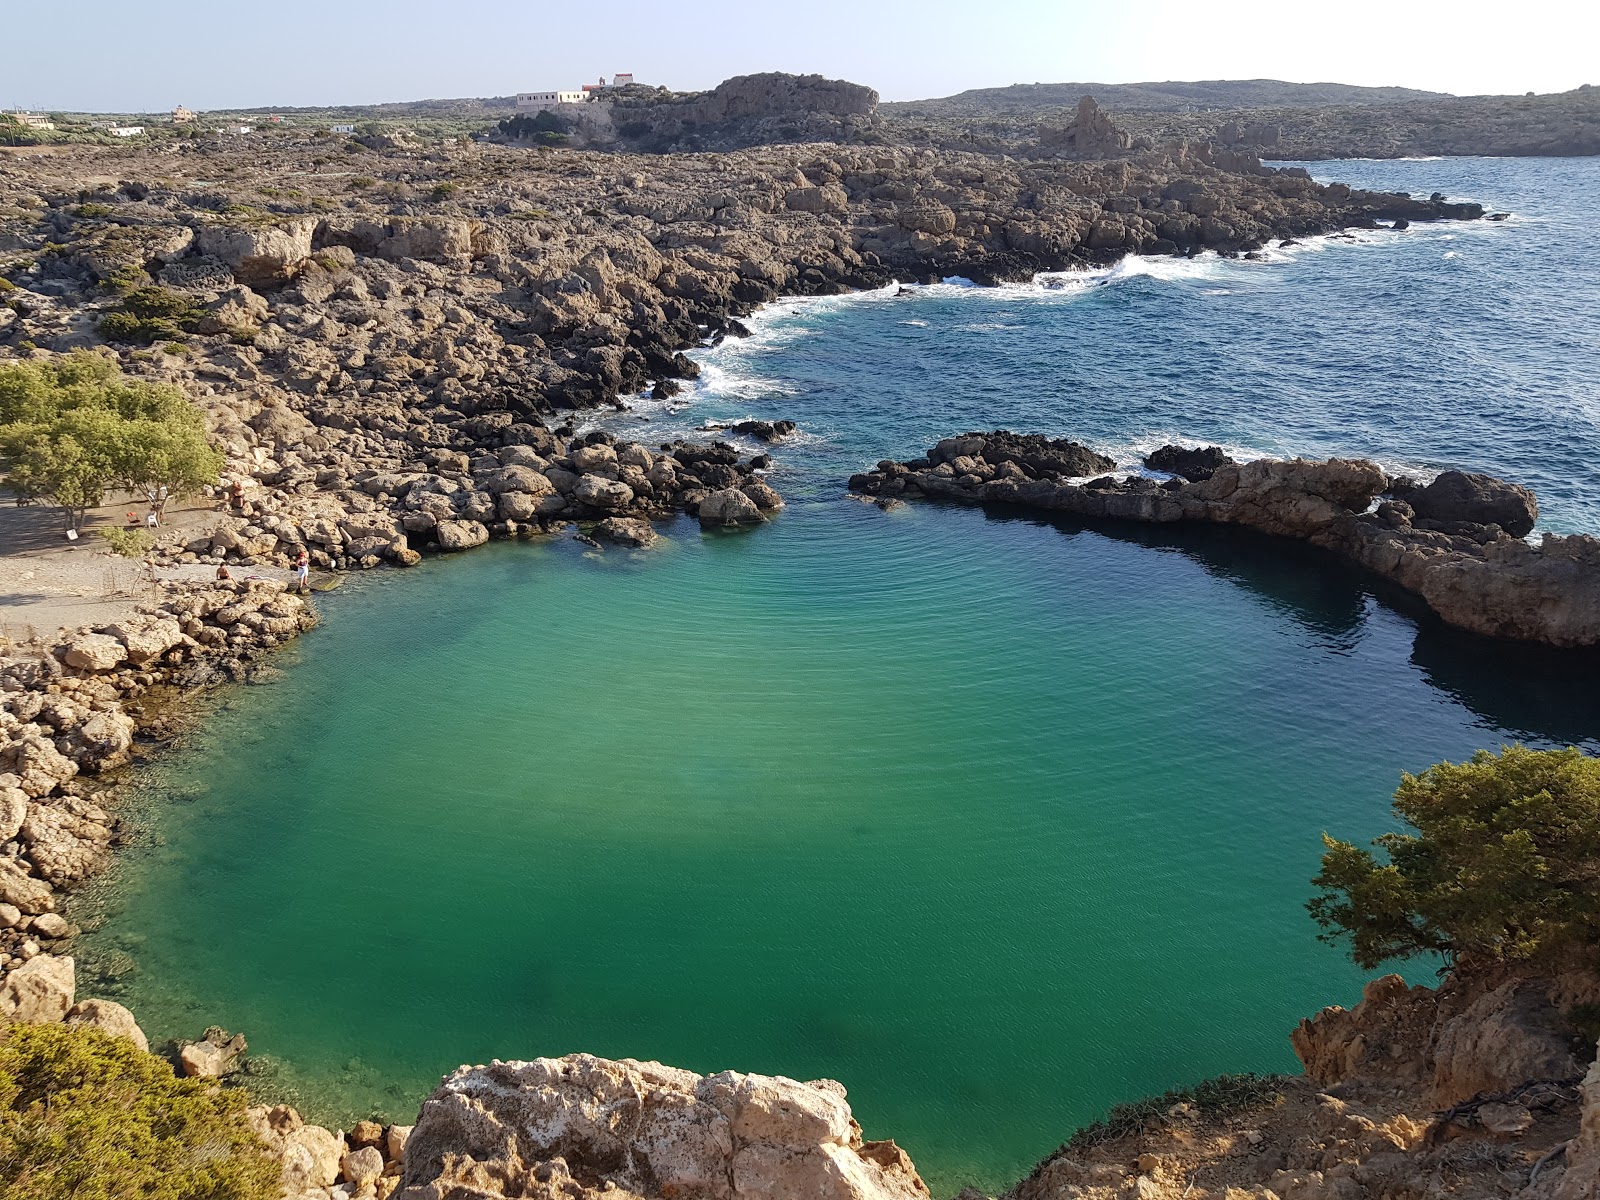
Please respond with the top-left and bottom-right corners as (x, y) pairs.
(195, 219), (316, 287)
(250, 1105), (346, 1192)
(66, 997), (149, 1051)
(1144, 444), (1236, 482)
(344, 1146), (385, 1189)
(30, 912), (69, 939)
(0, 786), (27, 842)
(698, 488), (763, 527)
(61, 709), (137, 772)
(1291, 975), (1436, 1088)
(179, 1026), (248, 1077)
(435, 520), (489, 551)
(397, 1054), (928, 1200)
(62, 633), (127, 672)
(572, 475), (635, 510)
(740, 479), (785, 510)
(105, 618), (185, 666)
(0, 953), (74, 1023)
(1559, 1051), (1600, 1200)
(593, 517), (657, 547)
(1429, 979), (1585, 1106)
(0, 858), (54, 914)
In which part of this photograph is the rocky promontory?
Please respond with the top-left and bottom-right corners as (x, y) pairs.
(848, 433), (1600, 647)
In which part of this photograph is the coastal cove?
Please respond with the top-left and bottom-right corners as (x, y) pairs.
(73, 156), (1600, 1194)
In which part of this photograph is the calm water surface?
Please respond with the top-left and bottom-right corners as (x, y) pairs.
(82, 157), (1600, 1192)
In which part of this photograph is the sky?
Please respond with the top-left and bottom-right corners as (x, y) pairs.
(5, 0), (1597, 113)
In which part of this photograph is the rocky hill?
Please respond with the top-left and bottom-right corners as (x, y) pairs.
(885, 78), (1447, 118)
(884, 85), (1600, 160)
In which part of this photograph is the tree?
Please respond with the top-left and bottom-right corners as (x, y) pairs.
(1309, 746), (1600, 971)
(0, 1021), (279, 1200)
(0, 352), (224, 532)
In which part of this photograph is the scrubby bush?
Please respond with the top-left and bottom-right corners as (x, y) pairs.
(0, 1021), (279, 1200)
(1310, 745), (1600, 970)
(72, 203), (114, 219)
(1065, 1073), (1287, 1150)
(100, 526), (154, 557)
(98, 286), (203, 344)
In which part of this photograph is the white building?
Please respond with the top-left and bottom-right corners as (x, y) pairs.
(108, 126), (144, 137)
(516, 91), (585, 113)
(331, 124), (356, 134)
(226, 124), (253, 135)
(611, 73), (635, 86)
(5, 111), (55, 129)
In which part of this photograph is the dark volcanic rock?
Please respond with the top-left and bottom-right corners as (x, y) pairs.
(1144, 444), (1236, 482)
(1393, 470), (1538, 538)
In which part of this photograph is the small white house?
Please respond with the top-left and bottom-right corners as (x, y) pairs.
(331, 124), (356, 134)
(516, 90), (585, 112)
(108, 126), (144, 137)
(226, 124), (253, 135)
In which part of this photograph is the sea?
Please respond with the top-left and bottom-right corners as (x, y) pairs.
(77, 156), (1600, 1193)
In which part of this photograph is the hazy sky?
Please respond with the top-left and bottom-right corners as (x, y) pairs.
(7, 0), (1596, 112)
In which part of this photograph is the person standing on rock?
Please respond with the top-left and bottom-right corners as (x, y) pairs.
(294, 549), (310, 593)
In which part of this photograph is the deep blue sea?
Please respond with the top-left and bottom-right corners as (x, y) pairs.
(84, 157), (1600, 1194)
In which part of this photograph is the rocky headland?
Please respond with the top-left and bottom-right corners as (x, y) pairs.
(847, 433), (1600, 647)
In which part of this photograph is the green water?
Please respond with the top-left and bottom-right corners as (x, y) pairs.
(81, 502), (1598, 1191)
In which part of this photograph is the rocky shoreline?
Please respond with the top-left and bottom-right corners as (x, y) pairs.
(847, 432), (1600, 647)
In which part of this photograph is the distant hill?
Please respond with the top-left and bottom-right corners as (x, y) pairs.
(885, 79), (1449, 117)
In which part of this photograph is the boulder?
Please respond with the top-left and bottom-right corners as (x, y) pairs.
(61, 709), (137, 772)
(0, 858), (54, 914)
(397, 1054), (927, 1200)
(0, 786), (26, 842)
(104, 618), (185, 666)
(1559, 1053), (1600, 1199)
(66, 997), (149, 1051)
(195, 219), (316, 287)
(571, 445), (619, 473)
(573, 475), (635, 510)
(479, 466), (554, 497)
(30, 912), (69, 939)
(343, 1146), (385, 1189)
(1144, 444), (1236, 482)
(0, 953), (74, 1023)
(435, 520), (489, 551)
(740, 480), (785, 510)
(179, 1027), (248, 1078)
(249, 1105), (346, 1193)
(594, 517), (657, 548)
(62, 633), (127, 672)
(1396, 469), (1538, 537)
(699, 488), (764, 527)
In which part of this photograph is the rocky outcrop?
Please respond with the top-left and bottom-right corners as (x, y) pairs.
(396, 1054), (928, 1200)
(1037, 96), (1136, 159)
(1143, 443), (1236, 482)
(604, 73), (881, 152)
(849, 435), (1600, 646)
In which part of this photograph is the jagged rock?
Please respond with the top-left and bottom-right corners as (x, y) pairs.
(593, 517), (657, 547)
(250, 1105), (346, 1192)
(1144, 444), (1236, 482)
(386, 1124), (413, 1163)
(699, 488), (764, 527)
(179, 1026), (248, 1077)
(3, 733), (80, 797)
(0, 953), (74, 1023)
(66, 997), (149, 1051)
(1559, 1052), (1600, 1199)
(0, 785), (27, 842)
(1429, 979), (1586, 1106)
(104, 618), (185, 666)
(60, 709), (137, 772)
(740, 479), (785, 510)
(397, 1054), (928, 1200)
(1395, 469), (1538, 537)
(1292, 974), (1437, 1088)
(195, 219), (316, 286)
(0, 858), (54, 914)
(62, 633), (127, 672)
(573, 475), (635, 510)
(22, 800), (115, 885)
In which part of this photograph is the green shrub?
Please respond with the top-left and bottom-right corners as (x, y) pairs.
(226, 324), (258, 345)
(348, 177), (375, 190)
(0, 1021), (279, 1200)
(98, 287), (202, 344)
(1310, 745), (1600, 970)
(100, 526), (154, 557)
(429, 182), (457, 201)
(72, 203), (113, 219)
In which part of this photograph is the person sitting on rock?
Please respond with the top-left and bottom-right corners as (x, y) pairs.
(216, 565), (232, 581)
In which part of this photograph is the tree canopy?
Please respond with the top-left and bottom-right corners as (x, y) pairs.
(0, 352), (224, 531)
(1309, 745), (1600, 971)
